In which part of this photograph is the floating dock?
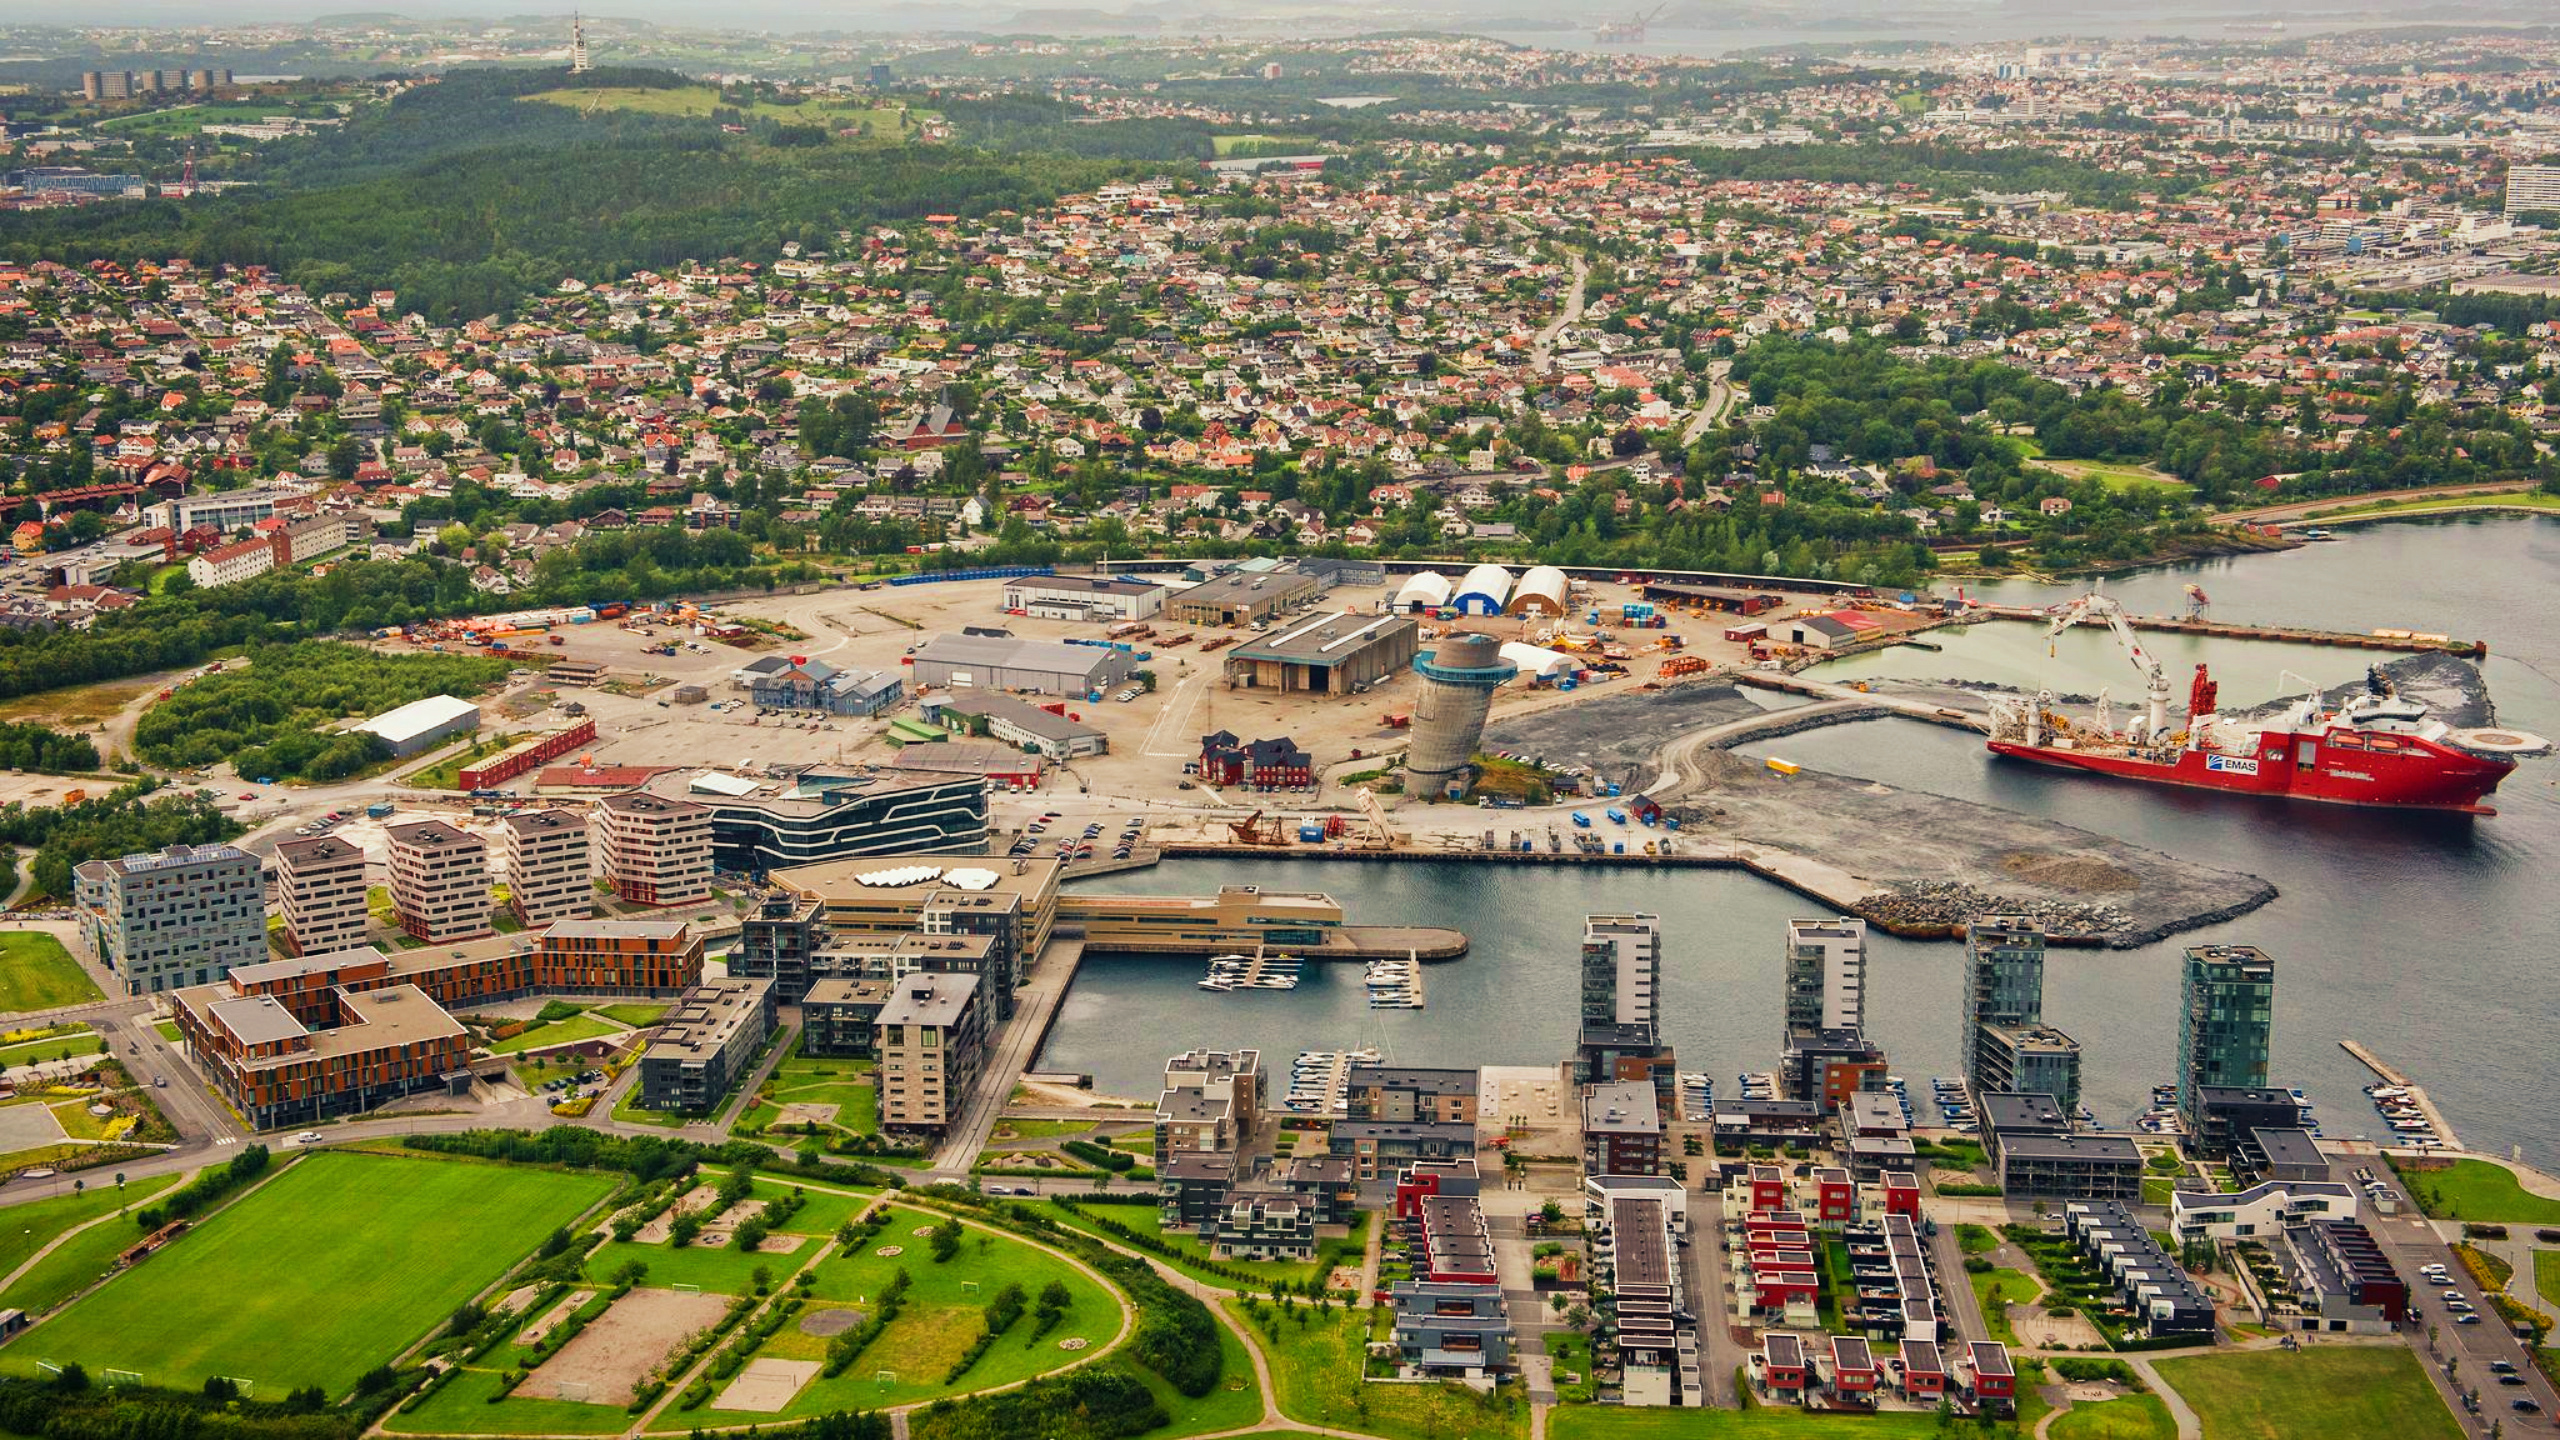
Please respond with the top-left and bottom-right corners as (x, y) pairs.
(2340, 1039), (2465, 1151)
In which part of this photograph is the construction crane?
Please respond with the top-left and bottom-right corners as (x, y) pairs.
(2183, 583), (2211, 620)
(2048, 589), (2171, 743)
(1594, 3), (1667, 43)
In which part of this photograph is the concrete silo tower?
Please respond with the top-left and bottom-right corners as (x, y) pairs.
(1405, 633), (1516, 799)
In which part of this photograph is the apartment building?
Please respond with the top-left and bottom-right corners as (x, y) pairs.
(801, 977), (894, 1059)
(593, 792), (714, 906)
(1582, 1081), (1663, 1177)
(2178, 944), (2275, 1134)
(499, 808), (591, 930)
(874, 973), (985, 1134)
(536, 919), (702, 996)
(385, 820), (492, 944)
(272, 835), (368, 958)
(1346, 1065), (1476, 1125)
(634, 978), (777, 1112)
(74, 842), (266, 996)
(171, 956), (471, 1129)
(1585, 1173), (1701, 1407)
(1388, 1159), (1511, 1376)
(728, 895), (826, 1003)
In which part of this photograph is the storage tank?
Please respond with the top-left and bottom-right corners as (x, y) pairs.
(1507, 565), (1571, 616)
(1392, 570), (1452, 613)
(1451, 564), (1514, 616)
(1406, 634), (1518, 798)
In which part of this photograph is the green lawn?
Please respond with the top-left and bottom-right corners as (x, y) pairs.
(1955, 1223), (1999, 1255)
(485, 1012), (624, 1056)
(151, 1019), (181, 1044)
(1544, 1329), (1596, 1404)
(987, 1118), (1098, 1140)
(596, 1003), (668, 1028)
(1971, 1266), (2041, 1347)
(582, 1173), (871, 1299)
(1235, 1300), (1526, 1440)
(9, 1153), (613, 1396)
(522, 85), (921, 136)
(2051, 1394), (2178, 1440)
(2155, 1347), (2461, 1440)
(1144, 1322), (1263, 1438)
(386, 1366), (636, 1435)
(0, 1028), (104, 1067)
(2538, 1250), (2560, 1311)
(2397, 1157), (2560, 1225)
(0, 1172), (179, 1282)
(1045, 1201), (1368, 1292)
(647, 1203), (1122, 1425)
(0, 933), (104, 1015)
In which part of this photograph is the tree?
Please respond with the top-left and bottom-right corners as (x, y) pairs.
(204, 1376), (239, 1401)
(929, 1215), (963, 1263)
(356, 1364), (398, 1395)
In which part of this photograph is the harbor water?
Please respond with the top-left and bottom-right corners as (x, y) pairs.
(1039, 515), (2560, 1167)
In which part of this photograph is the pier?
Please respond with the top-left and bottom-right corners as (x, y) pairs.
(2339, 1039), (2465, 1152)
(1962, 604), (2487, 658)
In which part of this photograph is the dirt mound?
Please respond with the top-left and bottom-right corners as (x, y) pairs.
(1999, 851), (2142, 893)
(799, 1307), (865, 1337)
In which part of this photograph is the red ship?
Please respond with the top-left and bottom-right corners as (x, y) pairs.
(1983, 593), (2549, 815)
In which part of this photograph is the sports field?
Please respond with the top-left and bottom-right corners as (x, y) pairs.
(522, 86), (918, 136)
(648, 1204), (1121, 1426)
(8, 1152), (611, 1396)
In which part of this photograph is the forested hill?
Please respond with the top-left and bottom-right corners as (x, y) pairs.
(0, 67), (1128, 322)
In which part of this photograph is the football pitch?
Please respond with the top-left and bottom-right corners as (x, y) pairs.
(4, 1152), (612, 1396)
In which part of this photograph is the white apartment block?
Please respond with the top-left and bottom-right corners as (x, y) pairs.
(592, 792), (713, 906)
(386, 819), (492, 944)
(273, 834), (369, 957)
(2505, 164), (2560, 216)
(501, 808), (591, 930)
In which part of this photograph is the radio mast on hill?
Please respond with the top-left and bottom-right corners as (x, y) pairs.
(569, 12), (592, 74)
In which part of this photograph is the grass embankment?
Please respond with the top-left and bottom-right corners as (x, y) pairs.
(2396, 1157), (2560, 1225)
(2049, 1393), (2177, 1440)
(2295, 489), (2560, 525)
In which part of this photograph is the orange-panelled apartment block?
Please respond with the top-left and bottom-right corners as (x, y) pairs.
(171, 920), (704, 1128)
(173, 954), (471, 1130)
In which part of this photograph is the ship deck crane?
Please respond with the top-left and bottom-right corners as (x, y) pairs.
(2048, 589), (2172, 744)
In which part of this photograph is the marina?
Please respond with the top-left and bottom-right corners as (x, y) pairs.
(2341, 1039), (2464, 1152)
(1364, 958), (1425, 1009)
(1279, 1045), (1380, 1116)
(1197, 952), (1303, 992)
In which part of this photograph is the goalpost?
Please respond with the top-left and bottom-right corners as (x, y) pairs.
(218, 1378), (255, 1399)
(102, 1369), (144, 1389)
(554, 1381), (591, 1404)
(671, 1282), (703, 1294)
(873, 1371), (897, 1388)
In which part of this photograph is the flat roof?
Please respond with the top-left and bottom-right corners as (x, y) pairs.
(1173, 567), (1322, 606)
(645, 978), (771, 1062)
(1969, 1341), (2013, 1378)
(2248, 1127), (2328, 1170)
(274, 835), (363, 867)
(228, 945), (388, 987)
(359, 693), (481, 745)
(875, 972), (978, 1027)
(545, 918), (691, 942)
(777, 853), (1059, 904)
(1009, 573), (1166, 596)
(207, 994), (307, 1046)
(2000, 1133), (2141, 1163)
(802, 977), (893, 1007)
(312, 984), (466, 1059)
(912, 632), (1124, 678)
(1982, 1091), (2072, 1134)
(1228, 611), (1416, 666)
(1584, 1081), (1660, 1135)
(1610, 1195), (1672, 1287)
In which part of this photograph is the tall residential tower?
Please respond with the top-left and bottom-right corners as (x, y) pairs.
(1960, 916), (2082, 1111)
(2177, 944), (2275, 1131)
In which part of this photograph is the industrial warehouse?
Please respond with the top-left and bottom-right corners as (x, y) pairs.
(1222, 612), (1420, 695)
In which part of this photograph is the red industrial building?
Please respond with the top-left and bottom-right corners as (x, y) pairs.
(459, 717), (598, 790)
